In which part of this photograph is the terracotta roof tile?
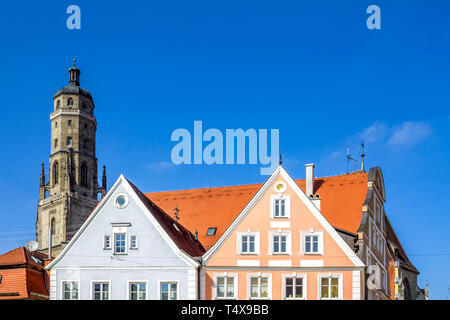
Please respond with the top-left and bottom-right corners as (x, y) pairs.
(0, 247), (50, 299)
(127, 179), (206, 257)
(146, 171), (369, 249)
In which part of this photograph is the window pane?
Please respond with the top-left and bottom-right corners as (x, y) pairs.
(139, 291), (146, 300)
(321, 278), (329, 298)
(305, 236), (311, 252)
(281, 236), (286, 252)
(226, 278), (234, 297)
(261, 278), (268, 298)
(275, 200), (279, 216)
(217, 277), (225, 297)
(281, 200), (285, 216)
(130, 292), (137, 300)
(249, 236), (255, 252)
(250, 278), (259, 297)
(274, 236), (279, 252)
(242, 237), (248, 252)
(313, 236), (319, 252)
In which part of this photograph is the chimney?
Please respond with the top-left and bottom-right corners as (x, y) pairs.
(306, 163), (321, 210)
(305, 163), (314, 197)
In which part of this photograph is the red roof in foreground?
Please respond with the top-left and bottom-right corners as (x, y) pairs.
(127, 179), (206, 257)
(0, 247), (50, 300)
(146, 171), (369, 250)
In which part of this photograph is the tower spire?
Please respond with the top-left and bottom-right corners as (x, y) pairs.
(40, 162), (45, 187)
(102, 165), (107, 197)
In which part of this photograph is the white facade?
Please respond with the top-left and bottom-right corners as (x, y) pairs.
(46, 175), (201, 300)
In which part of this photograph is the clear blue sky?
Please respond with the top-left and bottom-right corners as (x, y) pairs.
(0, 0), (449, 299)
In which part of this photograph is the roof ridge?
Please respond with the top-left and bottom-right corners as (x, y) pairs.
(146, 171), (368, 195)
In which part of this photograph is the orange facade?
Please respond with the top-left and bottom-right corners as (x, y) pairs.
(200, 167), (364, 300)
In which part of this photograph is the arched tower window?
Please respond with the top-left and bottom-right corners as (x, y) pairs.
(56, 100), (60, 109)
(53, 161), (59, 185)
(81, 162), (88, 187)
(51, 218), (56, 235)
(67, 98), (73, 107)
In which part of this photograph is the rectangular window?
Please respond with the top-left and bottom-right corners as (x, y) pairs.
(67, 137), (72, 146)
(54, 139), (58, 148)
(114, 233), (126, 254)
(285, 277), (304, 299)
(92, 282), (109, 300)
(160, 282), (177, 300)
(104, 235), (111, 249)
(242, 235), (255, 253)
(68, 120), (72, 126)
(250, 276), (269, 299)
(320, 276), (340, 299)
(216, 276), (235, 299)
(129, 282), (147, 300)
(130, 235), (137, 249)
(305, 235), (319, 254)
(83, 140), (87, 150)
(274, 199), (286, 217)
(62, 281), (79, 300)
(273, 235), (287, 254)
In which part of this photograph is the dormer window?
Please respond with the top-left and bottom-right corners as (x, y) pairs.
(206, 227), (217, 236)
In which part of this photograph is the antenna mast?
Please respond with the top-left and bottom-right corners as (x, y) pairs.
(347, 147), (356, 174)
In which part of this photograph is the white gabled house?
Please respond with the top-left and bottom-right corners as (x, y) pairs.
(45, 175), (205, 300)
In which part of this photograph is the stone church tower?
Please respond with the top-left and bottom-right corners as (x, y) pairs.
(36, 61), (107, 256)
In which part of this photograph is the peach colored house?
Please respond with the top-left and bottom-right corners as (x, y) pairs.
(196, 165), (364, 300)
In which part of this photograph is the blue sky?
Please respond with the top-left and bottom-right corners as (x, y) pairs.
(0, 0), (449, 299)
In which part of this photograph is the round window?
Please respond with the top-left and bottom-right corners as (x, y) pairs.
(274, 182), (286, 193)
(114, 193), (128, 208)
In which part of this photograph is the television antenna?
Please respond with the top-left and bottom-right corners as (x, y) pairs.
(25, 240), (39, 252)
(346, 146), (357, 174)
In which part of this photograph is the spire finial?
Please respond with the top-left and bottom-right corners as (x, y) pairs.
(73, 58), (76, 66)
(361, 141), (365, 172)
(279, 153), (282, 165)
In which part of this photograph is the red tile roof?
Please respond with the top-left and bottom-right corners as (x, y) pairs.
(146, 171), (369, 249)
(128, 179), (206, 258)
(0, 247), (50, 300)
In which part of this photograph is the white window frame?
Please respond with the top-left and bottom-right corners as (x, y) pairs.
(91, 280), (111, 300)
(300, 230), (324, 255)
(318, 274), (343, 300)
(114, 233), (127, 255)
(127, 280), (148, 300)
(270, 195), (291, 218)
(61, 280), (80, 300)
(282, 273), (307, 300)
(130, 235), (138, 249)
(213, 273), (238, 300)
(237, 231), (260, 255)
(104, 235), (111, 250)
(247, 273), (272, 300)
(269, 231), (292, 255)
(158, 280), (179, 300)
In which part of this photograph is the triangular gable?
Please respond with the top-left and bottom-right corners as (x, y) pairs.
(203, 165), (364, 267)
(46, 175), (202, 270)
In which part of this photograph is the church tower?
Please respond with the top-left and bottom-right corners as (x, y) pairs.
(36, 60), (107, 256)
